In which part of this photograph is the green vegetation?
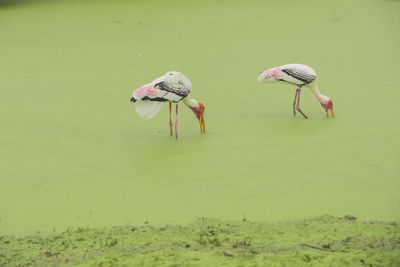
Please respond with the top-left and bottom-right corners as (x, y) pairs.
(1, 216), (399, 266)
(0, 0), (399, 265)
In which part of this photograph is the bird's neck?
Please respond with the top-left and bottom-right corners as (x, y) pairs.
(183, 95), (199, 109)
(309, 82), (330, 105)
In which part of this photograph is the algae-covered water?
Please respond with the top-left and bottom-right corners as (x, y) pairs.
(0, 0), (399, 243)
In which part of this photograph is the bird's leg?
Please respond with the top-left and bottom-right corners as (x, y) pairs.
(175, 103), (178, 139)
(296, 87), (308, 119)
(293, 89), (299, 116)
(169, 102), (173, 136)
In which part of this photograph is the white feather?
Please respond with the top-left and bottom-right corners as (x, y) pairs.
(135, 101), (164, 120)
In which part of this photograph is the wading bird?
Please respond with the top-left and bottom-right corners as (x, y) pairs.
(258, 64), (334, 118)
(130, 71), (205, 138)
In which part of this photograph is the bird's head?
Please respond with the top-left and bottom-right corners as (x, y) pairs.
(321, 99), (334, 117)
(189, 102), (206, 133)
(258, 68), (281, 83)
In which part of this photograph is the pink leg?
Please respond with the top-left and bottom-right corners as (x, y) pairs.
(175, 104), (178, 139)
(293, 89), (299, 116)
(296, 87), (308, 119)
(169, 102), (173, 136)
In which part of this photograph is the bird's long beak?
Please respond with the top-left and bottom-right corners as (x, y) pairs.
(199, 114), (206, 133)
(325, 99), (334, 118)
(326, 106), (334, 117)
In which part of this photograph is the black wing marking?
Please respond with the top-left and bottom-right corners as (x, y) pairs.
(141, 96), (169, 102)
(281, 68), (316, 84)
(155, 82), (189, 97)
(140, 91), (184, 103)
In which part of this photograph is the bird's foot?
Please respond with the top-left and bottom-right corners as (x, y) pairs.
(297, 108), (308, 119)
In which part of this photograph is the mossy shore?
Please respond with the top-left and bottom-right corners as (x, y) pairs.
(1, 215), (399, 266)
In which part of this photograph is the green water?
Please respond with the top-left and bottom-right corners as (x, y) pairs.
(0, 0), (399, 236)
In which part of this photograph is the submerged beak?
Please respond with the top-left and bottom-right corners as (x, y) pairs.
(325, 99), (334, 118)
(326, 106), (334, 117)
(199, 113), (206, 133)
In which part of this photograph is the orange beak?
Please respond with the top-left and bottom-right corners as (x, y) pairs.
(326, 106), (334, 117)
(199, 113), (206, 133)
(325, 100), (334, 117)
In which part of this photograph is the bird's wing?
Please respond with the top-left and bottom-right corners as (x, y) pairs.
(281, 64), (317, 85)
(132, 83), (182, 103)
(154, 81), (190, 100)
(132, 75), (191, 103)
(158, 73), (192, 99)
(131, 72), (192, 120)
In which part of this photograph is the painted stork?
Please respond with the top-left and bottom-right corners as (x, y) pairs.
(258, 64), (334, 118)
(130, 71), (205, 138)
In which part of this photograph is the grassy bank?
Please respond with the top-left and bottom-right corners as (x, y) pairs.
(1, 215), (399, 266)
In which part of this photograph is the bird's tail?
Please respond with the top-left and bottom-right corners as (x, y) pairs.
(135, 101), (164, 120)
